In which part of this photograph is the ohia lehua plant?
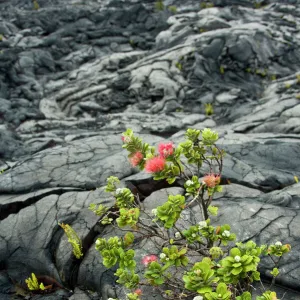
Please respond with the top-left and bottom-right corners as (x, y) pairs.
(57, 128), (290, 300)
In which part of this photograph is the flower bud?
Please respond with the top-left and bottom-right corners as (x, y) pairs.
(134, 289), (142, 296)
(194, 269), (201, 276)
(175, 232), (181, 239)
(222, 230), (231, 237)
(234, 255), (241, 262)
(160, 253), (166, 259)
(209, 247), (223, 259)
(151, 208), (158, 216)
(115, 188), (123, 195)
(198, 221), (207, 229)
(185, 180), (193, 186)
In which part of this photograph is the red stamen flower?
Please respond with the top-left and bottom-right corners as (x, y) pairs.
(203, 174), (221, 188)
(158, 142), (174, 158)
(142, 255), (158, 266)
(129, 151), (144, 167)
(145, 157), (166, 173)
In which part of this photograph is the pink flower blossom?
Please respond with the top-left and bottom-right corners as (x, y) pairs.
(158, 142), (174, 158)
(129, 151), (144, 167)
(121, 135), (131, 143)
(142, 255), (158, 266)
(203, 174), (221, 188)
(145, 157), (166, 173)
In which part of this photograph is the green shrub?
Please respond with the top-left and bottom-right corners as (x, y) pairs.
(155, 0), (164, 11)
(285, 82), (291, 89)
(33, 0), (40, 10)
(205, 103), (214, 116)
(220, 65), (225, 74)
(62, 128), (290, 299)
(168, 5), (177, 14)
(175, 61), (182, 71)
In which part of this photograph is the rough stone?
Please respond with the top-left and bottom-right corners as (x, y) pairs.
(1, 0), (300, 298)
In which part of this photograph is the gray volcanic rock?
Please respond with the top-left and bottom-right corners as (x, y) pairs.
(1, 0), (300, 299)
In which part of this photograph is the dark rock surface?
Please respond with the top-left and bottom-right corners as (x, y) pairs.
(1, 0), (300, 299)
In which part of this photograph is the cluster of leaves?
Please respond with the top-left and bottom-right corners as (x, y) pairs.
(95, 234), (140, 289)
(60, 128), (291, 299)
(33, 0), (40, 10)
(155, 194), (185, 228)
(26, 273), (45, 291)
(175, 61), (182, 71)
(25, 273), (52, 292)
(59, 223), (83, 259)
(205, 103), (214, 116)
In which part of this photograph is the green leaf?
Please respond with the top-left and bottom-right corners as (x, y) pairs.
(270, 268), (279, 277)
(230, 248), (241, 257)
(216, 282), (228, 294)
(167, 177), (176, 184)
(124, 232), (134, 247)
(236, 292), (251, 300)
(252, 271), (260, 281)
(201, 128), (219, 145)
(197, 286), (212, 294)
(231, 266), (243, 275)
(208, 206), (218, 216)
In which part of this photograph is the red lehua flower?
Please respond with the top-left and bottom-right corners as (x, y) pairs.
(129, 151), (144, 167)
(158, 142), (174, 158)
(142, 255), (158, 266)
(134, 289), (142, 296)
(145, 157), (166, 173)
(203, 174), (221, 188)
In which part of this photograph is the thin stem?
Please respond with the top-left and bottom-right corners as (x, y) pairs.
(173, 159), (187, 180)
(180, 160), (195, 177)
(269, 256), (282, 290)
(185, 185), (203, 209)
(201, 195), (208, 220)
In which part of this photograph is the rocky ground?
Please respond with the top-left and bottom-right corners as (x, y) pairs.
(1, 0), (300, 299)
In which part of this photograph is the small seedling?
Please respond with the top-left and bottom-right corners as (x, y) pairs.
(168, 5), (177, 14)
(220, 65), (225, 74)
(33, 0), (40, 10)
(205, 103), (214, 116)
(155, 0), (164, 11)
